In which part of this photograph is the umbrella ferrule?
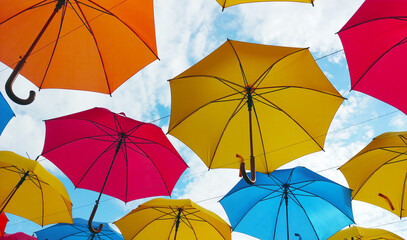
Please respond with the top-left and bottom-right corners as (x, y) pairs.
(246, 87), (253, 111)
(17, 171), (30, 188)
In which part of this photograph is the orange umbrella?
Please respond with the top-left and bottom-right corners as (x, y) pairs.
(0, 0), (158, 105)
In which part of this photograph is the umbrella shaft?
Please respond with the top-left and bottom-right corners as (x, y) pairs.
(284, 186), (289, 240)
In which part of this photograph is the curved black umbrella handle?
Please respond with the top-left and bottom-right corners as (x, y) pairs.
(5, 60), (36, 105)
(236, 154), (255, 185)
(295, 233), (302, 240)
(88, 203), (103, 234)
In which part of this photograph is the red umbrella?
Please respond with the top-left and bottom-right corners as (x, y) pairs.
(41, 107), (188, 234)
(1, 232), (37, 240)
(0, 212), (7, 237)
(338, 0), (407, 114)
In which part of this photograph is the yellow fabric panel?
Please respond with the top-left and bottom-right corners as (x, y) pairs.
(216, 0), (314, 9)
(340, 131), (407, 218)
(169, 39), (343, 173)
(328, 226), (404, 240)
(0, 151), (73, 226)
(114, 198), (231, 240)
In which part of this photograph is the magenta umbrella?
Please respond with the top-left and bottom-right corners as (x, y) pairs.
(41, 107), (188, 234)
(1, 232), (37, 240)
(338, 0), (407, 114)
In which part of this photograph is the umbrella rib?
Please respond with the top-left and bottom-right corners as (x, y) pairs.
(75, 3), (112, 94)
(39, 1), (67, 89)
(400, 135), (407, 145)
(227, 39), (249, 87)
(170, 75), (244, 91)
(350, 149), (407, 199)
(70, 1), (93, 33)
(338, 16), (407, 33)
(255, 86), (345, 99)
(123, 138), (173, 196)
(400, 172), (407, 219)
(75, 140), (117, 188)
(252, 48), (309, 89)
(272, 190), (286, 240)
(0, 1), (48, 25)
(208, 94), (248, 169)
(179, 210), (199, 240)
(285, 188), (321, 240)
(126, 208), (175, 240)
(41, 134), (117, 155)
(76, 0), (113, 16)
(251, 101), (269, 173)
(88, 0), (159, 60)
(168, 91), (243, 133)
(254, 93), (325, 151)
(351, 34), (407, 90)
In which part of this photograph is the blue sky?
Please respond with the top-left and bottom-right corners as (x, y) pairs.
(2, 0), (407, 239)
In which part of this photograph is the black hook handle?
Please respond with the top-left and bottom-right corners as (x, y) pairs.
(5, 60), (36, 105)
(236, 154), (256, 185)
(88, 203), (103, 234)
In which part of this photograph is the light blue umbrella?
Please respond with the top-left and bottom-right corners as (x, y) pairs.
(219, 167), (354, 240)
(35, 218), (123, 240)
(0, 92), (14, 135)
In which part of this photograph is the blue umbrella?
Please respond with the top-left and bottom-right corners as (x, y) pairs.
(0, 92), (14, 135)
(219, 167), (354, 240)
(35, 218), (123, 240)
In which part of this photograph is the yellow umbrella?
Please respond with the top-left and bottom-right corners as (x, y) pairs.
(216, 0), (315, 10)
(340, 131), (407, 218)
(114, 198), (231, 240)
(168, 39), (344, 184)
(328, 226), (404, 240)
(0, 151), (73, 226)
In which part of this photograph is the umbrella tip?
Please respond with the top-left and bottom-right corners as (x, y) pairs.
(119, 112), (126, 116)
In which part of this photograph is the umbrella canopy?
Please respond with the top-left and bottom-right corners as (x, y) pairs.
(1, 232), (37, 240)
(0, 0), (158, 105)
(339, 131), (407, 218)
(114, 198), (231, 240)
(328, 226), (404, 240)
(41, 107), (188, 232)
(338, 0), (407, 115)
(219, 167), (354, 240)
(216, 0), (314, 10)
(35, 218), (123, 240)
(168, 39), (344, 184)
(0, 212), (7, 237)
(0, 92), (14, 135)
(0, 151), (73, 226)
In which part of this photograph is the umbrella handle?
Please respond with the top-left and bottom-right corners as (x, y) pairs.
(378, 193), (395, 210)
(5, 60), (36, 105)
(295, 233), (302, 240)
(88, 203), (103, 234)
(236, 154), (255, 185)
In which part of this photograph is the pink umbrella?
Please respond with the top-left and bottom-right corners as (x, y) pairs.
(338, 0), (407, 114)
(1, 232), (37, 240)
(41, 107), (188, 234)
(0, 212), (7, 237)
